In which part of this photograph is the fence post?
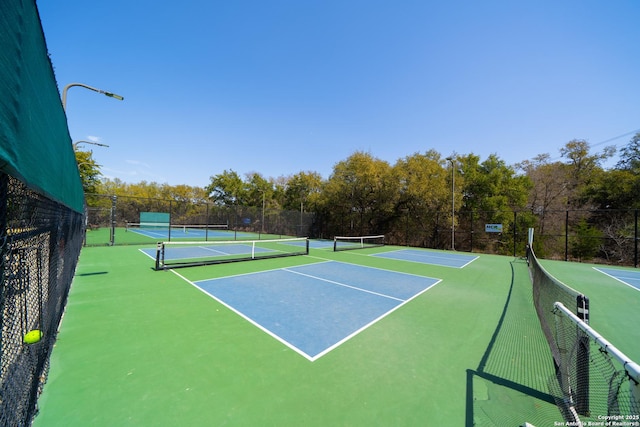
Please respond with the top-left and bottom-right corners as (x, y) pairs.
(205, 203), (210, 241)
(109, 195), (116, 246)
(635, 209), (638, 268)
(513, 211), (517, 257)
(565, 210), (569, 261)
(470, 211), (474, 252)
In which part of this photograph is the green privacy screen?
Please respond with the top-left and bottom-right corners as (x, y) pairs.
(0, 0), (84, 213)
(140, 212), (171, 225)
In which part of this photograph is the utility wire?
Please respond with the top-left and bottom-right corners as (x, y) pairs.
(549, 127), (640, 162)
(590, 128), (640, 149)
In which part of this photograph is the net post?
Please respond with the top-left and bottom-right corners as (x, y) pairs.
(154, 242), (162, 271)
(305, 238), (310, 255)
(576, 294), (590, 416)
(333, 237), (337, 252)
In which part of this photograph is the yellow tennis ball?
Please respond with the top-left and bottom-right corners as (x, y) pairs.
(23, 329), (43, 344)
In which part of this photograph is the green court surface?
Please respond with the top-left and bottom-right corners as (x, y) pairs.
(84, 226), (285, 246)
(31, 243), (639, 426)
(535, 259), (640, 362)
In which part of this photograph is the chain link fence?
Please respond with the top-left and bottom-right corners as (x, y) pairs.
(328, 207), (639, 267)
(85, 192), (640, 267)
(84, 194), (317, 246)
(0, 174), (84, 426)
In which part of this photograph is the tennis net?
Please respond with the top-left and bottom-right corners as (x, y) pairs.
(154, 237), (309, 270)
(552, 302), (640, 421)
(333, 235), (385, 252)
(126, 222), (229, 233)
(525, 244), (640, 422)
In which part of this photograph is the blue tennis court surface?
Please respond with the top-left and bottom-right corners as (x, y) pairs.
(185, 261), (440, 361)
(128, 227), (236, 239)
(372, 249), (478, 268)
(139, 240), (331, 262)
(283, 239), (334, 249)
(139, 244), (272, 263)
(594, 267), (640, 291)
(141, 243), (274, 261)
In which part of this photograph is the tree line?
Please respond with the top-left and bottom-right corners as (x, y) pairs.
(80, 132), (640, 263)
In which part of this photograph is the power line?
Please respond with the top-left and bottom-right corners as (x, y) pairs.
(590, 128), (640, 149)
(549, 127), (640, 162)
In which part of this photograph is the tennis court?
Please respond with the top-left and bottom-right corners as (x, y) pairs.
(373, 248), (478, 268)
(141, 238), (334, 265)
(594, 266), (640, 291)
(142, 242), (278, 263)
(31, 241), (640, 426)
(177, 261), (440, 360)
(125, 224), (246, 240)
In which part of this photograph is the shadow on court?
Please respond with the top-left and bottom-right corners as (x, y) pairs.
(465, 259), (561, 426)
(75, 271), (109, 277)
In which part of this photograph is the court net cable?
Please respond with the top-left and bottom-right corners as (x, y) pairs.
(155, 237), (309, 270)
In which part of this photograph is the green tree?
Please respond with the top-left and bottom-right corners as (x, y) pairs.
(244, 172), (273, 208)
(206, 170), (246, 206)
(283, 171), (324, 213)
(579, 134), (640, 263)
(587, 131), (640, 210)
(391, 150), (450, 245)
(320, 151), (398, 236)
(270, 175), (288, 210)
(459, 153), (530, 213)
(75, 150), (101, 194)
(570, 218), (602, 262)
(458, 153), (531, 253)
(615, 131), (640, 171)
(560, 139), (615, 208)
(584, 169), (638, 210)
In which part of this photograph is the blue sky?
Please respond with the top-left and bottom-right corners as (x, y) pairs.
(37, 0), (640, 187)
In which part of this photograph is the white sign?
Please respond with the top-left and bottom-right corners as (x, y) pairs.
(485, 224), (503, 233)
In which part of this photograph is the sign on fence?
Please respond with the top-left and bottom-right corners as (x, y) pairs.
(485, 224), (503, 233)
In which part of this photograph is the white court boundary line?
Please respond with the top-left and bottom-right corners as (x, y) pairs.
(593, 267), (640, 292)
(370, 248), (479, 268)
(282, 267), (405, 302)
(170, 268), (315, 361)
(171, 261), (442, 362)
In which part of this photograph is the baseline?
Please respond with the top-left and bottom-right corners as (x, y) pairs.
(372, 249), (478, 268)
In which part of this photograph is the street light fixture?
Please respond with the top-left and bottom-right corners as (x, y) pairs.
(62, 82), (124, 111)
(73, 140), (110, 150)
(445, 156), (456, 250)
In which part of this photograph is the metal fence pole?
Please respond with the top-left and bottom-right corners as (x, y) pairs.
(565, 210), (569, 262)
(513, 211), (517, 257)
(635, 209), (638, 268)
(110, 196), (116, 246)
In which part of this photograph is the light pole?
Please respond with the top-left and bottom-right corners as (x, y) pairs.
(445, 156), (456, 250)
(73, 140), (110, 150)
(62, 82), (124, 111)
